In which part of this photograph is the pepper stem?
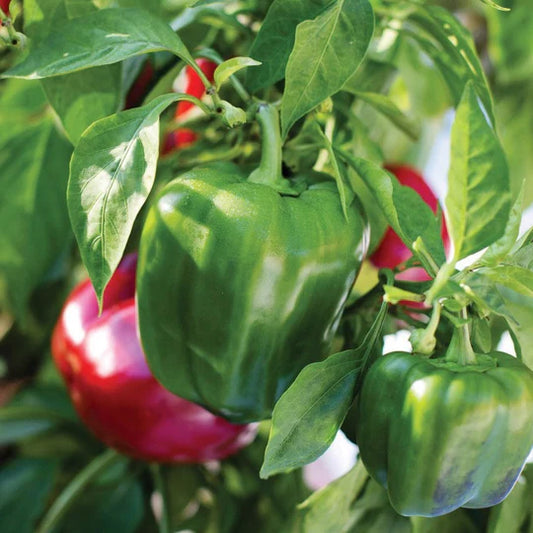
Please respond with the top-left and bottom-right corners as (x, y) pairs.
(444, 308), (478, 366)
(248, 103), (303, 196)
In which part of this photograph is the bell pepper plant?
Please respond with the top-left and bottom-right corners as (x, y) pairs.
(1, 0), (533, 532)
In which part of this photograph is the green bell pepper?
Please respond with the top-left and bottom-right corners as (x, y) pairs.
(355, 341), (533, 517)
(137, 104), (368, 423)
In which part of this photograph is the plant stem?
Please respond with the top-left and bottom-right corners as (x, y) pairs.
(151, 464), (171, 533)
(248, 103), (283, 187)
(444, 308), (477, 366)
(248, 104), (303, 196)
(36, 449), (123, 533)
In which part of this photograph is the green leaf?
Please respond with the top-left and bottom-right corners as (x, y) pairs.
(446, 82), (511, 260)
(312, 123), (354, 218)
(261, 298), (387, 479)
(0, 384), (78, 445)
(68, 93), (200, 305)
(338, 152), (446, 270)
(480, 182), (524, 266)
(43, 67), (122, 145)
(479, 0), (509, 11)
(246, 0), (330, 92)
(260, 350), (362, 479)
(486, 0), (533, 85)
(281, 0), (374, 137)
(4, 8), (195, 79)
(407, 5), (494, 124)
(295, 462), (368, 533)
(23, 0), (122, 144)
(61, 477), (145, 533)
(411, 509), (478, 533)
(487, 478), (528, 533)
(0, 459), (58, 533)
(213, 56), (260, 90)
(464, 268), (533, 366)
(0, 119), (72, 321)
(348, 91), (420, 140)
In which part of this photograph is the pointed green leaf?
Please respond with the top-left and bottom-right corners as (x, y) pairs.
(260, 349), (361, 479)
(4, 8), (195, 79)
(446, 82), (511, 260)
(68, 93), (205, 305)
(481, 183), (524, 266)
(349, 91), (420, 140)
(246, 0), (330, 92)
(213, 57), (260, 90)
(281, 0), (374, 137)
(338, 151), (446, 270)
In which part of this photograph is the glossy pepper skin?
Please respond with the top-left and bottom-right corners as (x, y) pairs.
(52, 255), (256, 463)
(356, 351), (533, 517)
(137, 106), (368, 423)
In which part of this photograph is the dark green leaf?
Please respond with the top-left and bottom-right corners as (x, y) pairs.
(281, 0), (374, 137)
(61, 477), (145, 533)
(0, 119), (72, 321)
(446, 82), (511, 260)
(347, 91), (420, 140)
(68, 93), (191, 305)
(0, 459), (58, 533)
(246, 0), (330, 92)
(260, 349), (362, 479)
(407, 5), (494, 124)
(338, 152), (446, 270)
(4, 8), (195, 79)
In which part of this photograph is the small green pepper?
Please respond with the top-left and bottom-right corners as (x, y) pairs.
(356, 339), (533, 517)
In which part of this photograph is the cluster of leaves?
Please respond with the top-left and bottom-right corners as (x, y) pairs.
(1, 0), (533, 531)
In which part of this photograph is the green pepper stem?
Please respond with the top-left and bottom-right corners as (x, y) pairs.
(444, 308), (478, 366)
(248, 103), (304, 196)
(248, 103), (284, 187)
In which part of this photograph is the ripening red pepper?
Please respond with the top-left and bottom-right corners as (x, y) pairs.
(51, 254), (256, 463)
(162, 58), (217, 153)
(124, 61), (155, 110)
(370, 164), (450, 281)
(0, 0), (10, 16)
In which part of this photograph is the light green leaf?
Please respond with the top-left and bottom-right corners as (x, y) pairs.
(4, 8), (195, 79)
(281, 0), (374, 137)
(295, 462), (369, 533)
(446, 82), (511, 260)
(348, 91), (420, 140)
(213, 56), (260, 90)
(338, 151), (446, 271)
(312, 123), (354, 218)
(407, 5), (494, 124)
(481, 183), (524, 266)
(479, 0), (509, 11)
(68, 93), (202, 305)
